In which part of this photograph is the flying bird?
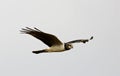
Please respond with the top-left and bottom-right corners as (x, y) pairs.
(20, 27), (93, 54)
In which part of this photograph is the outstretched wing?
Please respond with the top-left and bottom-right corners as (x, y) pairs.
(20, 27), (63, 47)
(67, 36), (93, 44)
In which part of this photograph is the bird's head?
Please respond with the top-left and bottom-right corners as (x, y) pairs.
(64, 43), (73, 50)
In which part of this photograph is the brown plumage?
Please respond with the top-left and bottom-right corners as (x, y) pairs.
(21, 27), (93, 54)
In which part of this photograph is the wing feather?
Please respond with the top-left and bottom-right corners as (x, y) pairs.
(20, 27), (63, 47)
(67, 36), (93, 44)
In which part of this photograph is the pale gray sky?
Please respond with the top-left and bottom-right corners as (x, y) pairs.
(0, 0), (120, 76)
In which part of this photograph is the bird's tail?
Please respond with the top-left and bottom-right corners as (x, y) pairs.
(32, 50), (47, 54)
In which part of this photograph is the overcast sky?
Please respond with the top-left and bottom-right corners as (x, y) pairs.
(0, 0), (120, 76)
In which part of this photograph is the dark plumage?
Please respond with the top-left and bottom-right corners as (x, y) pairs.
(21, 27), (93, 54)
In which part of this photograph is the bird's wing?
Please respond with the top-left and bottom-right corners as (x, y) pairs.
(67, 36), (93, 44)
(20, 27), (63, 47)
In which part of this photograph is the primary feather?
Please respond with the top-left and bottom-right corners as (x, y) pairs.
(21, 27), (63, 47)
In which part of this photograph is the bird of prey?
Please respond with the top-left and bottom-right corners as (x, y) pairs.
(20, 27), (93, 54)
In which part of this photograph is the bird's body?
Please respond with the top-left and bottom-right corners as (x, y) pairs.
(46, 44), (65, 52)
(21, 27), (93, 54)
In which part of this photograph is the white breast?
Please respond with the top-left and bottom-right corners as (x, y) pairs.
(48, 44), (65, 52)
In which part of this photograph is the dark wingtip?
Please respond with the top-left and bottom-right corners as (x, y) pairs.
(33, 27), (41, 32)
(90, 36), (93, 40)
(20, 28), (29, 34)
(20, 27), (35, 34)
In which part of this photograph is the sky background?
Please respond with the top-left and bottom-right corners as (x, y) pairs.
(0, 0), (120, 76)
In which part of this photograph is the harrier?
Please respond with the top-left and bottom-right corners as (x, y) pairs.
(21, 27), (93, 54)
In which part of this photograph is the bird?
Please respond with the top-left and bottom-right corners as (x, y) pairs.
(20, 27), (93, 54)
